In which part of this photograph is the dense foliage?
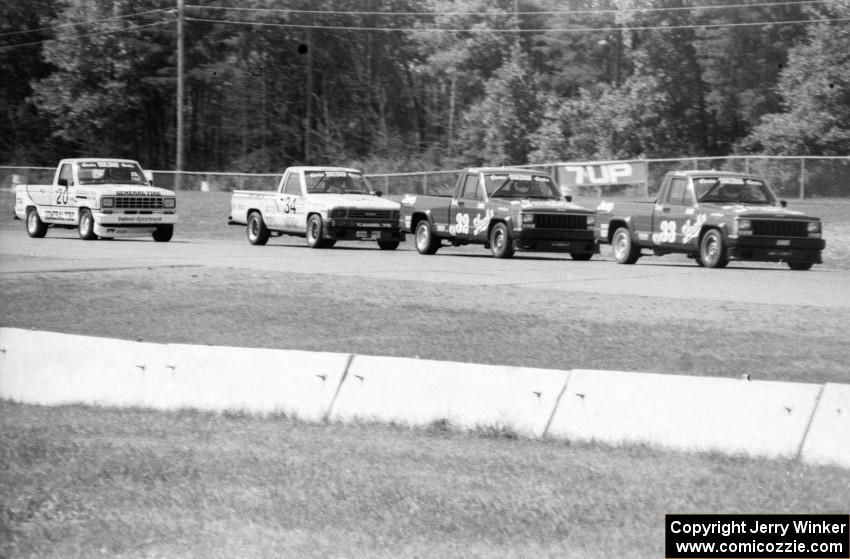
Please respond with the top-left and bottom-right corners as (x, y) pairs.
(1, 0), (848, 171)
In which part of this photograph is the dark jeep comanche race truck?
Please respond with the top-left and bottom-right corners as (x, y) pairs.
(398, 167), (598, 259)
(595, 170), (825, 270)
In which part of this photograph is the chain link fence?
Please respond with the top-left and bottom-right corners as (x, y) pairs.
(3, 156), (848, 198)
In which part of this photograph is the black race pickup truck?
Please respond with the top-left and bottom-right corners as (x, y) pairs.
(594, 170), (825, 270)
(398, 167), (598, 259)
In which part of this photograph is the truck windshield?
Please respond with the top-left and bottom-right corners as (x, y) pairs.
(77, 162), (148, 186)
(486, 173), (561, 200)
(305, 171), (371, 194)
(696, 177), (776, 205)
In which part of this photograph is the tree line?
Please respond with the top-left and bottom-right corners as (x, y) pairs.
(1, 0), (848, 174)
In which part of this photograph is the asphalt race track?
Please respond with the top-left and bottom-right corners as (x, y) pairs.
(2, 228), (848, 309)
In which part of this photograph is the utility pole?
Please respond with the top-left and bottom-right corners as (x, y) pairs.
(176, 0), (184, 190)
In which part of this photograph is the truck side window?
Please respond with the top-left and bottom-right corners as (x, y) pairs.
(58, 164), (73, 186)
(460, 175), (480, 200)
(282, 174), (301, 196)
(667, 178), (687, 205)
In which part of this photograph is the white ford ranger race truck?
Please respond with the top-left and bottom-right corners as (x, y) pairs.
(228, 166), (404, 249)
(14, 158), (177, 241)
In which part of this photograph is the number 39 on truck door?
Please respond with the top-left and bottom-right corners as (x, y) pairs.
(652, 176), (697, 249)
(450, 173), (485, 241)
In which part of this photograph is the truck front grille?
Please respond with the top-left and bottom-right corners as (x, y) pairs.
(115, 196), (165, 209)
(347, 209), (397, 220)
(751, 220), (808, 238)
(533, 213), (588, 230)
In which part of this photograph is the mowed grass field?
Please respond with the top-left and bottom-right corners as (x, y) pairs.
(1, 190), (849, 557)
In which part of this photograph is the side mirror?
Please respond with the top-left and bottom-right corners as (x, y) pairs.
(374, 190), (383, 197)
(58, 178), (68, 187)
(780, 200), (787, 208)
(564, 195), (572, 202)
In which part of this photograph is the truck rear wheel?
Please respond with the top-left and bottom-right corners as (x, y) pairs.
(611, 227), (639, 264)
(153, 224), (173, 242)
(307, 214), (331, 248)
(489, 222), (514, 258)
(698, 229), (728, 268)
(26, 208), (47, 238)
(247, 211), (269, 245)
(78, 208), (97, 240)
(414, 219), (439, 255)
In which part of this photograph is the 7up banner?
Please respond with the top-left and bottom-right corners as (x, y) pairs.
(552, 160), (649, 197)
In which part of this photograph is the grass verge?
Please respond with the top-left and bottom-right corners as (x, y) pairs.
(2, 401), (847, 559)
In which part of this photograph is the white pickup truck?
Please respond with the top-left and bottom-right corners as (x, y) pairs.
(228, 166), (404, 249)
(14, 158), (177, 241)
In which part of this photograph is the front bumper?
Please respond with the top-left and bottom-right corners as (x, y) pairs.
(324, 219), (405, 242)
(727, 236), (825, 263)
(513, 229), (598, 254)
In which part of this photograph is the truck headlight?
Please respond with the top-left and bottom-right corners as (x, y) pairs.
(163, 197), (176, 209)
(522, 213), (535, 224)
(101, 197), (114, 208)
(736, 218), (752, 236)
(330, 208), (347, 218)
(586, 215), (596, 227)
(808, 221), (821, 237)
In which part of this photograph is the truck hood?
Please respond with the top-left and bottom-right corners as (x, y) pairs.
(703, 203), (818, 220)
(76, 185), (177, 197)
(311, 193), (400, 210)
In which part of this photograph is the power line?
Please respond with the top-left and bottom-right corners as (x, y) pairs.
(183, 15), (850, 33)
(0, 20), (173, 52)
(185, 0), (829, 18)
(0, 8), (172, 39)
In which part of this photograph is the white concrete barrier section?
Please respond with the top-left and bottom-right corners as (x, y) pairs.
(0, 328), (168, 408)
(0, 328), (350, 421)
(545, 369), (824, 459)
(156, 343), (349, 420)
(799, 383), (850, 468)
(327, 354), (569, 437)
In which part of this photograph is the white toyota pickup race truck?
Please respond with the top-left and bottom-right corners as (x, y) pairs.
(228, 166), (404, 249)
(14, 158), (178, 241)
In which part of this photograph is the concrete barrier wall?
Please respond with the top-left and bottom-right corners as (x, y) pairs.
(799, 383), (850, 468)
(545, 369), (824, 459)
(327, 354), (569, 437)
(0, 328), (351, 421)
(0, 328), (846, 468)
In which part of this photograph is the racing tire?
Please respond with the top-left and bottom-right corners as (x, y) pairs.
(414, 219), (440, 255)
(153, 224), (173, 242)
(78, 208), (97, 240)
(787, 261), (813, 271)
(489, 222), (514, 259)
(570, 252), (593, 261)
(26, 207), (47, 238)
(247, 212), (270, 245)
(611, 227), (640, 264)
(306, 214), (331, 248)
(698, 229), (729, 268)
(377, 240), (400, 250)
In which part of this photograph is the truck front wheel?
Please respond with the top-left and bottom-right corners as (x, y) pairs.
(699, 229), (728, 268)
(611, 227), (639, 264)
(414, 219), (440, 255)
(378, 240), (400, 250)
(153, 224), (173, 242)
(489, 222), (514, 258)
(307, 214), (331, 248)
(26, 208), (47, 238)
(247, 211), (270, 245)
(78, 208), (97, 240)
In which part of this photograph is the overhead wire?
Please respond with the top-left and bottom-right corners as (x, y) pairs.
(0, 8), (172, 39)
(182, 15), (850, 33)
(185, 0), (830, 18)
(0, 20), (172, 52)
